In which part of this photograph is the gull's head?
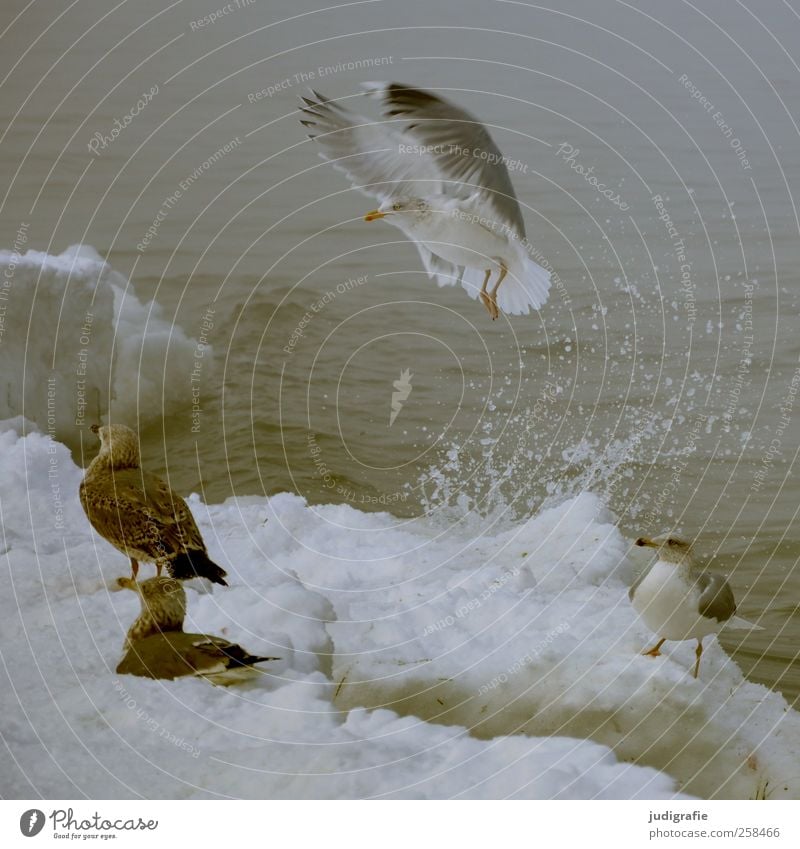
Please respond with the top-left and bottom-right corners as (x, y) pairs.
(118, 576), (186, 630)
(90, 423), (141, 470)
(635, 534), (693, 564)
(365, 197), (429, 222)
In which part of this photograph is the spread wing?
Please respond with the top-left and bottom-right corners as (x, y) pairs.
(300, 82), (525, 236)
(696, 572), (736, 623)
(80, 468), (205, 559)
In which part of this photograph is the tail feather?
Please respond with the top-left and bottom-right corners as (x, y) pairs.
(460, 247), (551, 316)
(499, 245), (551, 315)
(169, 550), (228, 586)
(724, 615), (764, 631)
(223, 648), (281, 668)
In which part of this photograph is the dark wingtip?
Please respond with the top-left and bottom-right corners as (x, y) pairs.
(169, 551), (228, 586)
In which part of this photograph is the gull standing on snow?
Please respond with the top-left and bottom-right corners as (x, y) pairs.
(116, 577), (278, 684)
(630, 535), (761, 678)
(80, 424), (228, 585)
(299, 82), (551, 319)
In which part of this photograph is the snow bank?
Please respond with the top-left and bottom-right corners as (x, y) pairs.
(293, 496), (800, 800)
(0, 245), (202, 448)
(0, 429), (687, 799)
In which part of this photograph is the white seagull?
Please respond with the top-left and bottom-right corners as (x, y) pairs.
(630, 535), (761, 679)
(299, 82), (551, 319)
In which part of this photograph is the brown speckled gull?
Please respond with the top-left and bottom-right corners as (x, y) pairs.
(80, 424), (227, 585)
(116, 576), (278, 685)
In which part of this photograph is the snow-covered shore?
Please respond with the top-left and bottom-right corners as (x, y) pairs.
(0, 246), (201, 447)
(1, 427), (798, 799)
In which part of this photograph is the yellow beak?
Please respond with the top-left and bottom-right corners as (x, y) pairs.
(364, 210), (387, 222)
(635, 537), (657, 548)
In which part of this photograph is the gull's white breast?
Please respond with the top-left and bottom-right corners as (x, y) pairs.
(632, 560), (722, 641)
(411, 210), (513, 270)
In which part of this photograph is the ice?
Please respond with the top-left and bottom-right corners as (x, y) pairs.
(0, 245), (202, 448)
(2, 428), (797, 798)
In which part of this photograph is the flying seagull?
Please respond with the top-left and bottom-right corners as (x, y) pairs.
(299, 82), (551, 319)
(80, 424), (227, 585)
(630, 535), (761, 678)
(116, 576), (278, 684)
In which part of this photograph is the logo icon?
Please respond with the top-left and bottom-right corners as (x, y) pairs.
(19, 809), (45, 837)
(389, 369), (413, 426)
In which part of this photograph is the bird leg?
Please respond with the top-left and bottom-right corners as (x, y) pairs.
(693, 640), (703, 679)
(129, 558), (139, 580)
(487, 263), (508, 320)
(642, 637), (666, 657)
(156, 562), (163, 577)
(479, 269), (494, 317)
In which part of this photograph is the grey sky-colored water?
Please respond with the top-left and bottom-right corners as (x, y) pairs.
(1, 0), (799, 703)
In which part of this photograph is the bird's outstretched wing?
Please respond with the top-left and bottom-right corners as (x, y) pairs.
(299, 87), (441, 202)
(300, 82), (525, 236)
